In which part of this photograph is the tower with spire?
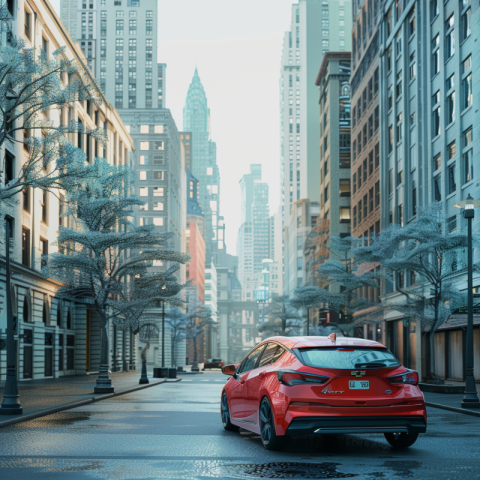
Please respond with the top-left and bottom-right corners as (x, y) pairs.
(183, 69), (223, 267)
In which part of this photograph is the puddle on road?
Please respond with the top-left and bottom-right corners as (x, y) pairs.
(210, 462), (357, 479)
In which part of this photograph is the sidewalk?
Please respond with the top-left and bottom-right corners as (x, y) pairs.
(0, 371), (176, 425)
(423, 382), (480, 417)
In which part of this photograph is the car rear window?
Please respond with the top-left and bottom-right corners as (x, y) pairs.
(298, 347), (401, 369)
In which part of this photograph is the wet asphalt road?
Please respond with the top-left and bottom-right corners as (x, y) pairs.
(0, 371), (479, 479)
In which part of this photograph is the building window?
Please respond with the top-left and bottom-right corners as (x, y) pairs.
(434, 174), (441, 201)
(432, 35), (440, 77)
(432, 106), (441, 138)
(375, 181), (380, 207)
(388, 125), (393, 153)
(139, 187), (148, 197)
(445, 14), (455, 59)
(41, 190), (48, 224)
(340, 207), (351, 223)
(396, 113), (403, 142)
(339, 179), (350, 197)
(463, 127), (473, 183)
(462, 8), (471, 41)
(140, 142), (149, 150)
(408, 10), (416, 37)
(22, 228), (30, 266)
(431, 0), (439, 18)
(398, 204), (403, 227)
(433, 153), (441, 171)
(446, 91), (455, 125)
(24, 9), (31, 40)
(116, 19), (124, 35)
(462, 73), (472, 110)
(448, 163), (456, 194)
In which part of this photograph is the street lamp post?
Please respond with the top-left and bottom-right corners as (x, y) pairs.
(455, 194), (480, 409)
(0, 220), (23, 415)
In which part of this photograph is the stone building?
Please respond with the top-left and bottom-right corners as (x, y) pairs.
(0, 0), (135, 383)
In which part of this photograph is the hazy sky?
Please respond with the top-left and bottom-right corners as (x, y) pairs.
(50, 0), (293, 254)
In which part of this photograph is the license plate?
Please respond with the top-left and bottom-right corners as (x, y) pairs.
(349, 380), (369, 389)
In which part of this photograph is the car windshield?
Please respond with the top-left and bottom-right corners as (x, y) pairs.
(298, 347), (401, 369)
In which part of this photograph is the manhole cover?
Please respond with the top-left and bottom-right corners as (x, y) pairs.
(210, 462), (358, 479)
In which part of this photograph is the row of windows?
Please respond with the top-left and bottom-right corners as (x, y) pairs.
(353, 143), (379, 195)
(353, 108), (379, 160)
(352, 68), (379, 129)
(352, 181), (380, 229)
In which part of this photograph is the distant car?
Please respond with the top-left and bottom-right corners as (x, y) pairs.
(221, 336), (426, 451)
(204, 358), (224, 369)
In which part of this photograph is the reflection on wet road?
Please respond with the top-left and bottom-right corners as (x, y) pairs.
(0, 371), (479, 479)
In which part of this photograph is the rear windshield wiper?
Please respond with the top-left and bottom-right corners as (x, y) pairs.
(354, 362), (387, 368)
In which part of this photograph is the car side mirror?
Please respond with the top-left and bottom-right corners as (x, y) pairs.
(222, 364), (237, 376)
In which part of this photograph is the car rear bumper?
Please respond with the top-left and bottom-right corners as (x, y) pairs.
(285, 415), (427, 435)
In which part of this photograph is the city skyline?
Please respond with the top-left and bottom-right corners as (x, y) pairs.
(50, 0), (294, 254)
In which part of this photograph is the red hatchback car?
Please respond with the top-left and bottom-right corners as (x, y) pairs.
(221, 336), (426, 450)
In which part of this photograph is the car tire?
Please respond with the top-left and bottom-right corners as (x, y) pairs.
(259, 397), (289, 451)
(384, 432), (419, 448)
(221, 393), (239, 432)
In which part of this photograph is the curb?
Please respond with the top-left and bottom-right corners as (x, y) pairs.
(0, 377), (178, 429)
(426, 401), (480, 418)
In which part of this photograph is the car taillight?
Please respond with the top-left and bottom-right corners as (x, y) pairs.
(387, 369), (419, 386)
(277, 370), (330, 386)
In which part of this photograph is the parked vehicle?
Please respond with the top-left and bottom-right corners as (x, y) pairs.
(221, 336), (426, 450)
(204, 358), (224, 369)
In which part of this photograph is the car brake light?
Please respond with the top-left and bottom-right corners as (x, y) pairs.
(277, 370), (330, 386)
(387, 369), (419, 386)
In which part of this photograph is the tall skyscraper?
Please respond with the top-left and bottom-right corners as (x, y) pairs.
(61, 0), (160, 110)
(350, 0), (381, 246)
(237, 165), (270, 300)
(183, 69), (223, 266)
(316, 53), (352, 241)
(279, 0), (352, 294)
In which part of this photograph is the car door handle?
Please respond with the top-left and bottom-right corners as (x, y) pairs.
(240, 379), (245, 385)
(259, 372), (266, 378)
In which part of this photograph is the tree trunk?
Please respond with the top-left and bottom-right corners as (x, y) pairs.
(428, 297), (443, 384)
(94, 311), (114, 393)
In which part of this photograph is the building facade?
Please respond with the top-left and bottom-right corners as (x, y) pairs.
(283, 199), (320, 294)
(316, 52), (352, 243)
(61, 0), (161, 111)
(378, 0), (480, 381)
(280, 0), (352, 294)
(1, 0), (135, 383)
(350, 0), (381, 247)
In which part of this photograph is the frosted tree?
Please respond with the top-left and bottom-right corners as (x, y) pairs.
(292, 236), (379, 335)
(43, 159), (190, 393)
(0, 27), (106, 213)
(258, 295), (301, 337)
(355, 203), (472, 382)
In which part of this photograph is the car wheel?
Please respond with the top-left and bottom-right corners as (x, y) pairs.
(221, 393), (239, 432)
(259, 397), (289, 451)
(384, 432), (419, 448)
